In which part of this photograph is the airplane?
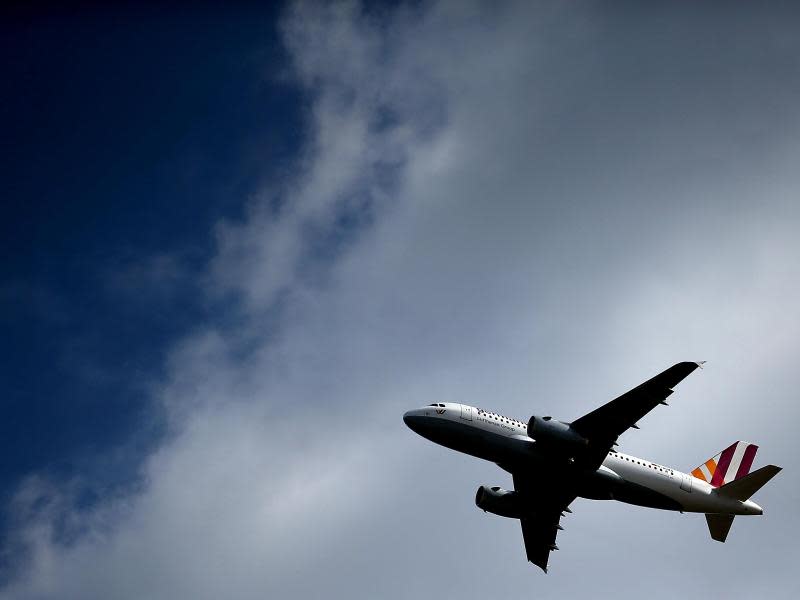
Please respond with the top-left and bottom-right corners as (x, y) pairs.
(403, 362), (781, 572)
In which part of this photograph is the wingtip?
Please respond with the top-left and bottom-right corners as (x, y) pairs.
(696, 361), (707, 368)
(529, 559), (546, 573)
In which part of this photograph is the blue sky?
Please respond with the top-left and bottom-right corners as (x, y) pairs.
(1, 1), (299, 544)
(2, 2), (800, 598)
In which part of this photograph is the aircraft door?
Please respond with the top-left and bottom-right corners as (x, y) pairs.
(460, 405), (473, 421)
(679, 473), (693, 492)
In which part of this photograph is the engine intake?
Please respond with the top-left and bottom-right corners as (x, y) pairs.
(528, 415), (588, 451)
(475, 485), (528, 519)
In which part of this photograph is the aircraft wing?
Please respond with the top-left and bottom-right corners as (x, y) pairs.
(513, 362), (702, 569)
(570, 361), (703, 460)
(513, 471), (575, 573)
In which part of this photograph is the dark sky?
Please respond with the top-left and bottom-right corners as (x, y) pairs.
(1, 3), (302, 503)
(2, 2), (800, 598)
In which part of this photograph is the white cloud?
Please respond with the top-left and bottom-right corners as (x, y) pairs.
(5, 2), (800, 598)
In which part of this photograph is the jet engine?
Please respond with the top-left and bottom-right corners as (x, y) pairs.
(527, 415), (588, 451)
(475, 485), (527, 518)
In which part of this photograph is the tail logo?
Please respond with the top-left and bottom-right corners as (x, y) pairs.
(691, 441), (758, 487)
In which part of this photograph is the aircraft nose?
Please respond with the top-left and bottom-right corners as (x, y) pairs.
(403, 410), (424, 433)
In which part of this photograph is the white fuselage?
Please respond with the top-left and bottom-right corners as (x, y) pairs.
(403, 402), (762, 516)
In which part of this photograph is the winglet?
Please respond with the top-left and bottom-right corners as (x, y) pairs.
(696, 361), (706, 369)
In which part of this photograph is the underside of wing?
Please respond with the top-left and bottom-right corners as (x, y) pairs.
(513, 472), (575, 573)
(570, 361), (703, 449)
(520, 511), (565, 573)
(509, 363), (703, 571)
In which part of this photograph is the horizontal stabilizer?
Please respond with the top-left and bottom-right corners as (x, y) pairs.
(715, 465), (781, 501)
(705, 514), (734, 542)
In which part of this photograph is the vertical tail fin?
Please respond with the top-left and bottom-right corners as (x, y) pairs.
(691, 441), (758, 488)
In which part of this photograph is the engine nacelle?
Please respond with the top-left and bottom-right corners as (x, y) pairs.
(475, 485), (528, 519)
(527, 415), (589, 451)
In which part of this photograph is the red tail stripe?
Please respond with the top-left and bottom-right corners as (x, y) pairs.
(734, 444), (758, 481)
(710, 443), (737, 487)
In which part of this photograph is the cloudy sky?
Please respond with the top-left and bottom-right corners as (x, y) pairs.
(2, 1), (799, 598)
